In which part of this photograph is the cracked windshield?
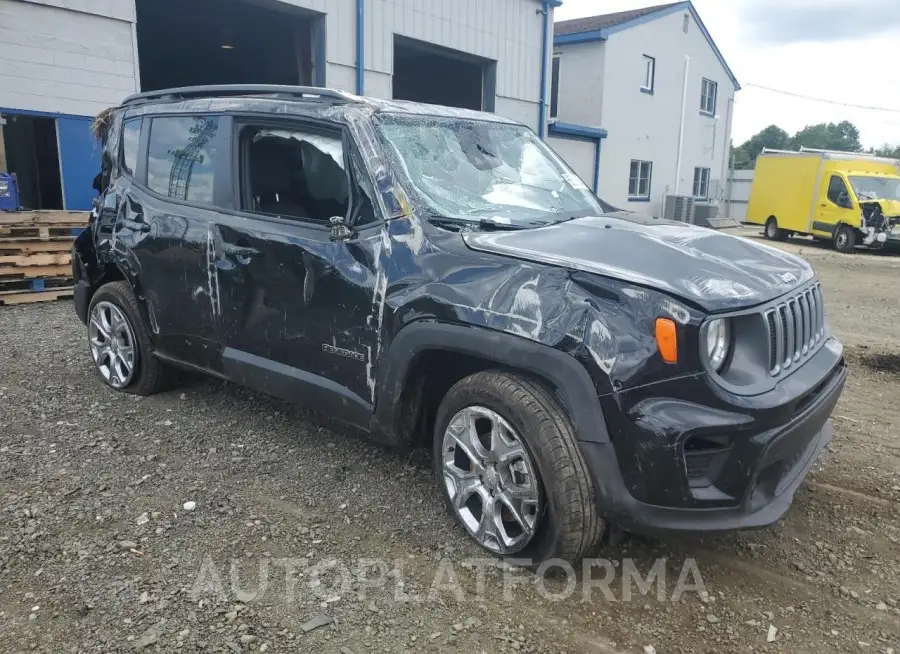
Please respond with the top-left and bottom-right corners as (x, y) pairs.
(849, 175), (900, 201)
(376, 115), (602, 227)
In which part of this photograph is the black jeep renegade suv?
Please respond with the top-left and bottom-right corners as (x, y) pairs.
(73, 85), (847, 564)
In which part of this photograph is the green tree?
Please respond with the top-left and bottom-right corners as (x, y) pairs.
(731, 125), (790, 169)
(790, 120), (862, 152)
(871, 143), (900, 159)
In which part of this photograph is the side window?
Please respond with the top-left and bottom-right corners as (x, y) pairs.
(121, 117), (142, 177)
(827, 175), (851, 207)
(641, 55), (655, 92)
(147, 115), (219, 204)
(700, 78), (717, 115)
(241, 125), (349, 223)
(628, 160), (652, 200)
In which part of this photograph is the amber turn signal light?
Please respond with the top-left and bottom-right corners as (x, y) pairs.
(655, 318), (678, 364)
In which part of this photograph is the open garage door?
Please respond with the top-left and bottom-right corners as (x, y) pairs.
(135, 0), (324, 91)
(393, 36), (496, 112)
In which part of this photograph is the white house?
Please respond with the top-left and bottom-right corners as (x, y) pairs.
(547, 1), (739, 218)
(0, 0), (558, 211)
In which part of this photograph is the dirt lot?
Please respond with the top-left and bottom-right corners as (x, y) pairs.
(1, 229), (898, 654)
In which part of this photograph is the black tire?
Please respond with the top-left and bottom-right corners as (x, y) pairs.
(834, 224), (857, 253)
(433, 371), (604, 566)
(87, 281), (176, 395)
(764, 217), (786, 241)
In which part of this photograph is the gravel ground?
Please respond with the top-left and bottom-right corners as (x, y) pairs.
(1, 230), (899, 653)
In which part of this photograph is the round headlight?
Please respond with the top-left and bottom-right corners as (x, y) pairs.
(705, 318), (731, 372)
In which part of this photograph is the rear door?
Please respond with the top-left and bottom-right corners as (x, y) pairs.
(111, 112), (230, 369)
(814, 173), (858, 237)
(212, 117), (382, 427)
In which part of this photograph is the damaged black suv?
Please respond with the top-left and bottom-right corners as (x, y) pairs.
(74, 85), (847, 564)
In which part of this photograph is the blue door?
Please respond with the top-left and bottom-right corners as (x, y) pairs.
(56, 117), (99, 210)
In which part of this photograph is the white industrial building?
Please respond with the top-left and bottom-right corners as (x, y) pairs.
(548, 1), (739, 219)
(0, 0), (559, 211)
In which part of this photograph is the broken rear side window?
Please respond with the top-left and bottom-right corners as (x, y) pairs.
(240, 126), (349, 224)
(147, 115), (219, 204)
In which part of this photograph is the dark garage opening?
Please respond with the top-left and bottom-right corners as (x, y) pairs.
(393, 36), (495, 111)
(1, 114), (63, 210)
(135, 0), (322, 91)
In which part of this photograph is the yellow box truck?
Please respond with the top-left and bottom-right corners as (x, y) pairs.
(746, 148), (900, 252)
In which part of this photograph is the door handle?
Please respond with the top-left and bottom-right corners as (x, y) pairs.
(121, 218), (150, 232)
(222, 242), (261, 263)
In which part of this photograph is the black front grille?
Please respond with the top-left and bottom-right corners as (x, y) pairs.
(764, 284), (825, 377)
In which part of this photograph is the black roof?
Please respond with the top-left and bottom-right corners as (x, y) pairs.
(119, 85), (517, 124)
(554, 2), (681, 36)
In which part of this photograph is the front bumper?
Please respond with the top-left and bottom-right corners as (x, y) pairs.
(583, 339), (847, 533)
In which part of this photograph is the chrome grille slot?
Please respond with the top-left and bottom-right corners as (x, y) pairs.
(765, 283), (825, 378)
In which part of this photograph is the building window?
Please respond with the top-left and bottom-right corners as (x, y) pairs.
(628, 160), (652, 200)
(550, 54), (560, 120)
(147, 115), (219, 204)
(693, 167), (710, 199)
(701, 78), (718, 115)
(683, 13), (690, 33)
(641, 55), (655, 93)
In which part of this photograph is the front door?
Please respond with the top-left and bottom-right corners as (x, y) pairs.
(813, 173), (858, 237)
(214, 119), (382, 428)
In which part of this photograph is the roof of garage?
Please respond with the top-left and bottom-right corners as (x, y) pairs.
(553, 1), (739, 90)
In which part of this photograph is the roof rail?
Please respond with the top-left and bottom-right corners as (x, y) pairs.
(121, 85), (360, 107)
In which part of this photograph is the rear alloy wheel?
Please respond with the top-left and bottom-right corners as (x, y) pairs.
(834, 224), (856, 253)
(87, 281), (176, 395)
(89, 301), (137, 389)
(440, 406), (541, 555)
(764, 217), (786, 241)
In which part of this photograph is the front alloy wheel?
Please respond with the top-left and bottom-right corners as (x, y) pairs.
(441, 406), (541, 555)
(89, 300), (137, 388)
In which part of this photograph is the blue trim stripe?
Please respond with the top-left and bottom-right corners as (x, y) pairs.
(554, 29), (608, 45)
(549, 122), (608, 140)
(0, 107), (91, 120)
(356, 0), (365, 94)
(547, 122), (607, 194)
(538, 0), (552, 139)
(553, 1), (739, 90)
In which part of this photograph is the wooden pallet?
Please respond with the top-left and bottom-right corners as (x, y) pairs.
(0, 287), (74, 305)
(0, 211), (88, 226)
(0, 253), (71, 267)
(0, 275), (74, 294)
(0, 225), (86, 239)
(0, 263), (71, 278)
(0, 213), (88, 307)
(0, 239), (74, 256)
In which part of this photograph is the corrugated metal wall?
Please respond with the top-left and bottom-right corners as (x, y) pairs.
(0, 0), (138, 118)
(278, 0), (545, 129)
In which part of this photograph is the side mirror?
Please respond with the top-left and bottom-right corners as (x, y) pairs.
(329, 215), (354, 242)
(837, 191), (852, 209)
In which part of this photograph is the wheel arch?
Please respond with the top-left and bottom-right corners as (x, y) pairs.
(370, 321), (610, 448)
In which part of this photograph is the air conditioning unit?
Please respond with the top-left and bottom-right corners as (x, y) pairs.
(693, 202), (719, 227)
(664, 195), (695, 223)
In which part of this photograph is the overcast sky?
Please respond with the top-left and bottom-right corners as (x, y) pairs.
(555, 0), (900, 149)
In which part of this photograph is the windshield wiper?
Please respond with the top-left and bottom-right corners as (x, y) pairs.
(425, 213), (534, 232)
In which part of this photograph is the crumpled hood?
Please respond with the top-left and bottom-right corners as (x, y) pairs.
(463, 214), (815, 312)
(861, 198), (900, 216)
